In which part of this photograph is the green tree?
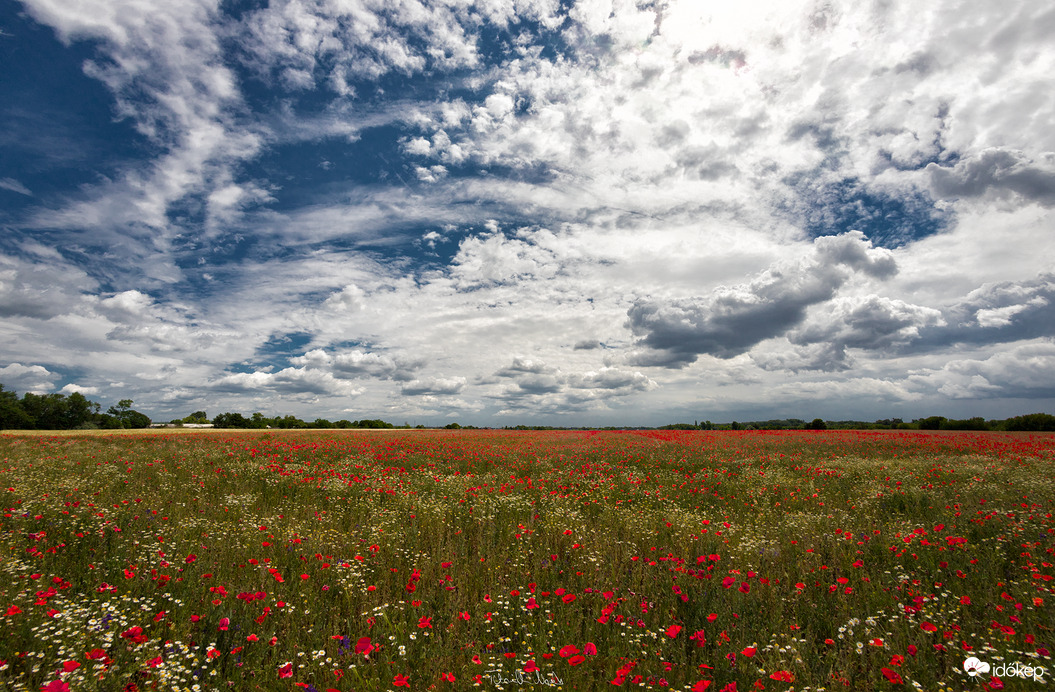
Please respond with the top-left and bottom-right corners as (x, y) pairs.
(213, 412), (249, 428)
(0, 385), (33, 429)
(1003, 413), (1055, 431)
(63, 392), (99, 429)
(917, 416), (947, 430)
(105, 399), (150, 428)
(21, 393), (69, 430)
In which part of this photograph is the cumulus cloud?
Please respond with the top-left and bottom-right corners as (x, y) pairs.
(910, 272), (1055, 350)
(927, 149), (1055, 207)
(909, 342), (1055, 400)
(401, 377), (467, 396)
(291, 348), (423, 381)
(0, 254), (94, 320)
(0, 363), (59, 393)
(627, 232), (897, 367)
(755, 295), (945, 371)
(210, 366), (363, 397)
(489, 358), (656, 411)
(60, 383), (101, 396)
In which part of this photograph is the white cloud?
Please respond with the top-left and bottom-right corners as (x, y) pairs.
(0, 363), (59, 394)
(910, 341), (1055, 401)
(60, 383), (101, 396)
(627, 232), (897, 367)
(0, 178), (32, 196)
(4, 0), (1055, 424)
(401, 377), (467, 396)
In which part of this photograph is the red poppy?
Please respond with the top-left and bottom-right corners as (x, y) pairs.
(881, 667), (903, 684)
(393, 673), (410, 687)
(40, 682), (69, 692)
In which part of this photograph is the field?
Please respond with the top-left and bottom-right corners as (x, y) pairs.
(1, 429), (1053, 692)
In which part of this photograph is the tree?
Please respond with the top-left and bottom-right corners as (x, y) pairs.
(63, 392), (99, 429)
(213, 412), (249, 428)
(1004, 413), (1055, 431)
(806, 418), (827, 430)
(105, 399), (150, 428)
(0, 385), (33, 429)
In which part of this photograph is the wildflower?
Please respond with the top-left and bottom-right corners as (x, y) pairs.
(881, 667), (904, 684)
(393, 673), (410, 687)
(40, 682), (69, 692)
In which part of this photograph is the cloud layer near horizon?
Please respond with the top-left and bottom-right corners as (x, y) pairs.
(1, 0), (1053, 424)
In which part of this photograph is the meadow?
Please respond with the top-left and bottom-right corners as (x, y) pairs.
(0, 429), (1052, 692)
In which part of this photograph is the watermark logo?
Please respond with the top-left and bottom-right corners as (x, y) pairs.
(964, 657), (1046, 682)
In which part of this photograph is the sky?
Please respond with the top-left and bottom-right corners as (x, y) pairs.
(1, 0), (1054, 427)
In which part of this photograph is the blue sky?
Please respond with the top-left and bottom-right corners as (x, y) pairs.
(2, 0), (1054, 426)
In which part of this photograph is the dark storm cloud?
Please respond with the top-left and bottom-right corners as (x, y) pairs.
(627, 232), (897, 368)
(755, 295), (944, 372)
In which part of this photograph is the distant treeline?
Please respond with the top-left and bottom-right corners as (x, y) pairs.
(660, 414), (1055, 432)
(0, 384), (150, 430)
(210, 412), (409, 429)
(3, 382), (1054, 432)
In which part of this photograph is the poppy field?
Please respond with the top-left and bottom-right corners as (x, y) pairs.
(1, 429), (1053, 692)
